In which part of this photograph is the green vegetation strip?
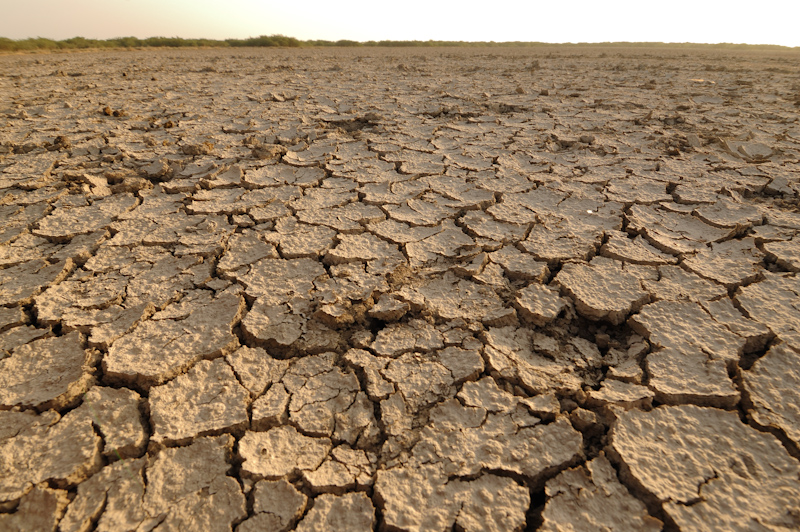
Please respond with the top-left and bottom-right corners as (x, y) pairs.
(1, 35), (797, 52)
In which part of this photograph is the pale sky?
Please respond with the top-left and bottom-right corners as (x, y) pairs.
(1, 0), (798, 47)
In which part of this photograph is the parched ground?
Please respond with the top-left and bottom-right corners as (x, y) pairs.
(1, 45), (799, 531)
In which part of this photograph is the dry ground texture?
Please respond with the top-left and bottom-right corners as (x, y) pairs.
(0, 45), (799, 531)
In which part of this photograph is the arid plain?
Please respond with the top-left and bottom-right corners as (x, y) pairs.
(1, 46), (799, 531)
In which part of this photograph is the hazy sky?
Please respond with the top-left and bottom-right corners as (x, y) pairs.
(1, 0), (798, 46)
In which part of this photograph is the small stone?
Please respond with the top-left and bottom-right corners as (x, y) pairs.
(686, 133), (702, 147)
(252, 144), (287, 160)
(182, 142), (214, 156)
(142, 159), (170, 179)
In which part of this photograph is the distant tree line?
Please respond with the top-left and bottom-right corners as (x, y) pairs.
(0, 35), (795, 52)
(0, 35), (303, 51)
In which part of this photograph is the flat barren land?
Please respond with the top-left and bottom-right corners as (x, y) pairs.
(1, 46), (799, 531)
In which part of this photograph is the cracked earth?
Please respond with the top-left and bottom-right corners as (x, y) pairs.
(1, 46), (799, 531)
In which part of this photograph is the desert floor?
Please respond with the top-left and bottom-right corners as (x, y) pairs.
(1, 46), (799, 531)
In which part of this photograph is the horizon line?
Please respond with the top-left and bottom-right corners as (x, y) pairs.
(1, 35), (799, 50)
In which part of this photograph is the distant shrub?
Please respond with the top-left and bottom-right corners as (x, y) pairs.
(0, 37), (16, 51)
(0, 36), (795, 52)
(8, 37), (60, 50)
(142, 37), (195, 47)
(227, 35), (301, 47)
(60, 37), (110, 49)
(109, 37), (143, 48)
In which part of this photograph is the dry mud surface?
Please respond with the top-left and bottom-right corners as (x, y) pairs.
(1, 46), (799, 531)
